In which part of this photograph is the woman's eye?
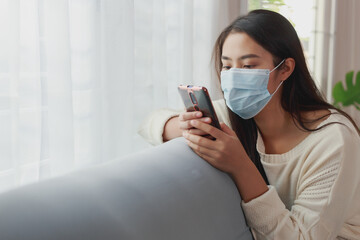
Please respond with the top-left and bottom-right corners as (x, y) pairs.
(222, 66), (231, 70)
(243, 65), (255, 69)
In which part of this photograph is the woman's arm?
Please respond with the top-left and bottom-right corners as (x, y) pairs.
(162, 116), (182, 142)
(241, 129), (360, 239)
(138, 108), (182, 145)
(183, 120), (268, 202)
(184, 119), (360, 239)
(138, 99), (230, 145)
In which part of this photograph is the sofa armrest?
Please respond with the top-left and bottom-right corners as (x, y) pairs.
(0, 137), (252, 240)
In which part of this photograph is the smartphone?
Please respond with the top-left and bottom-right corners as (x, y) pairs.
(178, 85), (221, 129)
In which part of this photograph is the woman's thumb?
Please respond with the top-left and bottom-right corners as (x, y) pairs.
(220, 123), (236, 136)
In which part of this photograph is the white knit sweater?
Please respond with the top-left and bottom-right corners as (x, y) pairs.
(138, 99), (360, 239)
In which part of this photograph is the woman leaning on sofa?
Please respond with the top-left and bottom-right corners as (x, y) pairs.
(138, 10), (360, 239)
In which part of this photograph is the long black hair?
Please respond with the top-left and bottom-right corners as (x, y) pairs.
(212, 9), (360, 183)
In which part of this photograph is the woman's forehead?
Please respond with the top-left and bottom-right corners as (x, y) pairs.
(222, 32), (269, 59)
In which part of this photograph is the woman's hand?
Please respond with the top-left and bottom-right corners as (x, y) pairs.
(162, 111), (213, 142)
(182, 119), (248, 175)
(178, 111), (212, 136)
(183, 119), (268, 202)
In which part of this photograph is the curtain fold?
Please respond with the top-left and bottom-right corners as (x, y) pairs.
(43, 0), (74, 176)
(314, 0), (360, 124)
(0, 0), (242, 192)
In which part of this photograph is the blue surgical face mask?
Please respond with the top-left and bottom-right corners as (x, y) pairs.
(221, 59), (285, 119)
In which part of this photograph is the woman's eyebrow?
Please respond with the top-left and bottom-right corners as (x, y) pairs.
(221, 54), (260, 60)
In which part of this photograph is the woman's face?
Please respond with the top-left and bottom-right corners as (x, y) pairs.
(221, 32), (281, 94)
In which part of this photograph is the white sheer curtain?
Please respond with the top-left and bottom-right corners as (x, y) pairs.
(313, 0), (360, 124)
(0, 0), (242, 193)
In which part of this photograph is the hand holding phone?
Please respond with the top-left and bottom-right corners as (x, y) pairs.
(178, 85), (221, 130)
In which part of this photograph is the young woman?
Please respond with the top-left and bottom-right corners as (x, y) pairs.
(138, 10), (360, 239)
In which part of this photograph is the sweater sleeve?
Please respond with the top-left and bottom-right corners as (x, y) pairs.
(137, 99), (230, 145)
(241, 124), (360, 239)
(137, 108), (182, 146)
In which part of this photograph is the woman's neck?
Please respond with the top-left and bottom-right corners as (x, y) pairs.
(255, 104), (292, 139)
(254, 102), (304, 154)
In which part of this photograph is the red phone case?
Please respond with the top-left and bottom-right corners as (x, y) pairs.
(178, 85), (221, 129)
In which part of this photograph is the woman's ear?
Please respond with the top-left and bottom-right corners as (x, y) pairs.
(280, 58), (295, 81)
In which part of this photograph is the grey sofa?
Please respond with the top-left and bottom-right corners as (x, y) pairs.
(0, 137), (253, 240)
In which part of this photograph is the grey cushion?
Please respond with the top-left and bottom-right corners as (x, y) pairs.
(0, 137), (253, 240)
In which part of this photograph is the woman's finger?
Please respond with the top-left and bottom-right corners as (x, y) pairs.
(189, 120), (225, 140)
(179, 115), (211, 130)
(187, 128), (208, 136)
(179, 111), (202, 121)
(183, 131), (217, 150)
(179, 120), (193, 130)
(185, 139), (218, 160)
(220, 123), (237, 137)
(179, 119), (209, 130)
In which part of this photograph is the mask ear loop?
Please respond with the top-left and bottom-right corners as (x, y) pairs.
(269, 58), (286, 95)
(270, 58), (286, 73)
(270, 80), (284, 96)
